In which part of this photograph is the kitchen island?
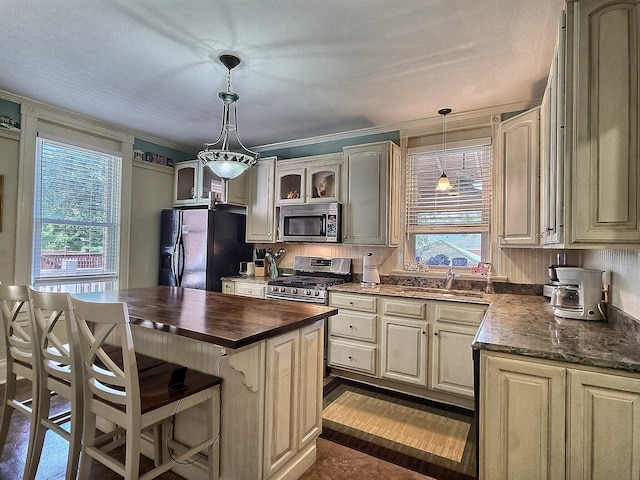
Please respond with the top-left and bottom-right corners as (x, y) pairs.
(79, 286), (337, 480)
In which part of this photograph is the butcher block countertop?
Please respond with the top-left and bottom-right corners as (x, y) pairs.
(328, 283), (640, 374)
(76, 285), (337, 349)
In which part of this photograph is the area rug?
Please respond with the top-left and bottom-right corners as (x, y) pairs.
(321, 378), (476, 480)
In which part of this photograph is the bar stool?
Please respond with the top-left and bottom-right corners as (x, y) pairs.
(0, 285), (40, 479)
(70, 296), (222, 480)
(25, 288), (82, 480)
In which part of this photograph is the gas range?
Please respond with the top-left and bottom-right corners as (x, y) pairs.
(266, 256), (352, 304)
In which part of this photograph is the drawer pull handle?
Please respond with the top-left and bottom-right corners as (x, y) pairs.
(349, 301), (354, 305)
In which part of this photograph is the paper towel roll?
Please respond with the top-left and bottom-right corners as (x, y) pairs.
(362, 252), (380, 285)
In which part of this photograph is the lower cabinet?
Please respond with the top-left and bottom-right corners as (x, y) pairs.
(380, 298), (428, 386)
(481, 351), (640, 480)
(221, 280), (266, 298)
(263, 321), (323, 479)
(328, 291), (486, 405)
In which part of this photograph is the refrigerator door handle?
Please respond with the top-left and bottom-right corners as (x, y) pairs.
(177, 240), (185, 286)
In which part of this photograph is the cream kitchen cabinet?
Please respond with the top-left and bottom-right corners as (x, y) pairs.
(542, 0), (640, 247)
(263, 320), (323, 479)
(275, 153), (342, 205)
(341, 141), (402, 246)
(496, 107), (541, 247)
(173, 159), (247, 207)
(380, 298), (428, 386)
(246, 157), (277, 243)
(480, 352), (566, 480)
(328, 292), (378, 376)
(221, 279), (266, 298)
(481, 350), (640, 480)
(540, 12), (566, 246)
(430, 302), (485, 398)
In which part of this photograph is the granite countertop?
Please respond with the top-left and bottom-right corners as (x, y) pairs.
(329, 283), (640, 374)
(76, 286), (337, 349)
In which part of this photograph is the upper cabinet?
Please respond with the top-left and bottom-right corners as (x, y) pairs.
(341, 141), (402, 246)
(246, 156), (277, 243)
(543, 0), (640, 247)
(173, 159), (248, 207)
(496, 107), (541, 247)
(275, 153), (342, 205)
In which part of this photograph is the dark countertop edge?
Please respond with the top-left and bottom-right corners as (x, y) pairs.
(130, 309), (337, 350)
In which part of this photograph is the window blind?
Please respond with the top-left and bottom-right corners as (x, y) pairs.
(32, 136), (122, 291)
(406, 140), (492, 233)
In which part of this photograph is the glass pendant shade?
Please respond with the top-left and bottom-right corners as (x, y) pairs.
(198, 54), (258, 181)
(436, 172), (453, 192)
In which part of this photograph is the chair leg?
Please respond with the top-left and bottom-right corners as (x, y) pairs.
(208, 394), (216, 480)
(23, 381), (50, 480)
(0, 373), (18, 455)
(78, 407), (97, 480)
(124, 428), (141, 480)
(66, 397), (82, 480)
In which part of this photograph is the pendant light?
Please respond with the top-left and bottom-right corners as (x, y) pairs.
(435, 108), (453, 192)
(198, 54), (259, 180)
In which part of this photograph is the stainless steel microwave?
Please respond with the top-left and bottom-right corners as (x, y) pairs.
(279, 202), (341, 243)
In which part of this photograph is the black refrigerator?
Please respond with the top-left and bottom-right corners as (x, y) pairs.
(159, 205), (254, 292)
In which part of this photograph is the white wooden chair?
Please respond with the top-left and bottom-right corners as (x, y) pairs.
(69, 296), (222, 480)
(0, 284), (43, 479)
(25, 288), (82, 480)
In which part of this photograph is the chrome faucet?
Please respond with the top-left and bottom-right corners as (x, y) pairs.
(445, 267), (458, 290)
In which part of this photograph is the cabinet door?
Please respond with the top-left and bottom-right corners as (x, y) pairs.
(568, 369), (640, 480)
(276, 164), (306, 204)
(380, 316), (428, 386)
(227, 173), (248, 206)
(570, 0), (640, 244)
(481, 353), (566, 480)
(306, 155), (341, 203)
(264, 330), (300, 477)
(430, 324), (475, 398)
(173, 160), (199, 206)
(298, 322), (323, 450)
(247, 157), (276, 243)
(221, 280), (235, 295)
(496, 108), (541, 247)
(342, 142), (389, 245)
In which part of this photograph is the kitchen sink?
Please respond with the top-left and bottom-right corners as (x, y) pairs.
(395, 286), (485, 298)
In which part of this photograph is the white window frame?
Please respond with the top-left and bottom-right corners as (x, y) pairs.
(14, 103), (133, 287)
(405, 137), (492, 272)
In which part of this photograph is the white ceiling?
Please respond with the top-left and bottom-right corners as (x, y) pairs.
(0, 0), (564, 151)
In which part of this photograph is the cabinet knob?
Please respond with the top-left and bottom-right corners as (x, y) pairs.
(349, 325), (353, 329)
(349, 301), (354, 305)
(434, 332), (438, 336)
(348, 356), (353, 360)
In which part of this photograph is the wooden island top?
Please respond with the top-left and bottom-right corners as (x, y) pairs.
(77, 285), (337, 349)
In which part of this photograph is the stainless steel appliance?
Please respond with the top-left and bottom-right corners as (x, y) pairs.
(279, 202), (341, 243)
(266, 256), (351, 304)
(550, 267), (605, 321)
(159, 205), (254, 292)
(266, 256), (352, 377)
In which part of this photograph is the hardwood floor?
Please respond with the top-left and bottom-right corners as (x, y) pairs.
(0, 379), (437, 479)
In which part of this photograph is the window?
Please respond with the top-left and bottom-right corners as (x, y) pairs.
(32, 136), (122, 293)
(406, 139), (492, 269)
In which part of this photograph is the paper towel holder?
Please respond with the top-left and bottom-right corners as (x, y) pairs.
(361, 252), (380, 287)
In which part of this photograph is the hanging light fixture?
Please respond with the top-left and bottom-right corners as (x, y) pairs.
(198, 54), (259, 180)
(435, 108), (453, 192)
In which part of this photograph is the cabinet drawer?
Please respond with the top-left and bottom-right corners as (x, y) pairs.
(381, 298), (425, 319)
(235, 283), (266, 298)
(434, 302), (486, 326)
(329, 312), (377, 342)
(330, 293), (377, 312)
(328, 339), (376, 375)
